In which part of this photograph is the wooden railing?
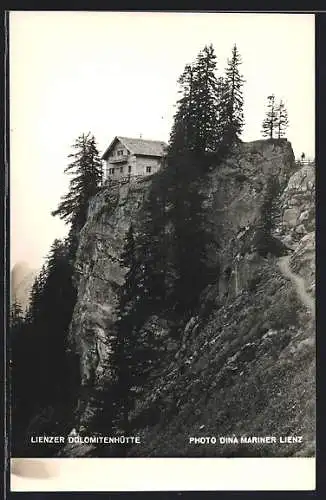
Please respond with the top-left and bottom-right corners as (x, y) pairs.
(295, 160), (315, 167)
(108, 155), (129, 163)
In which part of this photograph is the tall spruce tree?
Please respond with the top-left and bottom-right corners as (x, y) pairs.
(111, 224), (163, 437)
(275, 100), (289, 138)
(192, 44), (220, 152)
(52, 133), (103, 255)
(169, 44), (220, 155)
(167, 153), (213, 313)
(169, 64), (196, 155)
(219, 44), (245, 146)
(216, 76), (228, 144)
(261, 94), (278, 139)
(165, 45), (222, 314)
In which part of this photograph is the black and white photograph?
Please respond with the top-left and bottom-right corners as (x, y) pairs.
(9, 11), (315, 491)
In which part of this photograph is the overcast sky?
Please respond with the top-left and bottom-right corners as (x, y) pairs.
(10, 11), (315, 270)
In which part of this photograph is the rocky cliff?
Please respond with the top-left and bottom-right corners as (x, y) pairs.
(62, 139), (315, 457)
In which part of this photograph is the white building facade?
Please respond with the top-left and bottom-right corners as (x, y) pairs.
(102, 136), (167, 181)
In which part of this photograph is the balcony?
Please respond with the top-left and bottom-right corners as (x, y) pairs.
(108, 154), (129, 163)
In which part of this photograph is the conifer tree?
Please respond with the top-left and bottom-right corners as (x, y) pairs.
(261, 94), (278, 139)
(215, 76), (228, 143)
(111, 225), (163, 436)
(52, 133), (103, 249)
(136, 183), (168, 309)
(167, 153), (213, 312)
(192, 44), (220, 152)
(165, 45), (222, 313)
(275, 100), (289, 138)
(219, 44), (245, 146)
(25, 265), (47, 325)
(169, 64), (196, 155)
(10, 301), (24, 330)
(169, 44), (220, 155)
(12, 238), (78, 456)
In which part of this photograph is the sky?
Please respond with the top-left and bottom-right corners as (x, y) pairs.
(10, 11), (315, 270)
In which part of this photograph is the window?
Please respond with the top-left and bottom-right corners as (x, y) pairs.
(128, 165), (132, 173)
(117, 149), (124, 156)
(146, 166), (152, 173)
(109, 168), (115, 175)
(120, 167), (123, 173)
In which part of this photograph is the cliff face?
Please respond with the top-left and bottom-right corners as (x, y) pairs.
(66, 177), (152, 424)
(63, 139), (315, 457)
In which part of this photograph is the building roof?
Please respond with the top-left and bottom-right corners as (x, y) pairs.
(102, 136), (168, 160)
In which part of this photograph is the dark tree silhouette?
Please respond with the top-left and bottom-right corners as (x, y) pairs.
(261, 94), (278, 139)
(52, 132), (102, 256)
(11, 239), (78, 457)
(191, 44), (220, 152)
(169, 64), (196, 155)
(275, 100), (289, 139)
(111, 224), (163, 440)
(169, 44), (220, 155)
(219, 44), (245, 146)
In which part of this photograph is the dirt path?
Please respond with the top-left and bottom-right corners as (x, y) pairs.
(278, 255), (315, 319)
